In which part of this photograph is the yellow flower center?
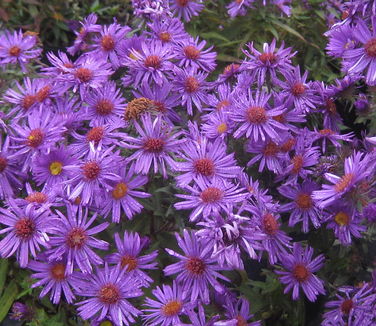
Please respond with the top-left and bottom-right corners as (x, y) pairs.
(49, 161), (63, 175)
(217, 123), (228, 134)
(334, 211), (350, 226)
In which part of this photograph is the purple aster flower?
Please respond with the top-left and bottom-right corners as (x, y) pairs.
(278, 179), (322, 233)
(205, 83), (233, 112)
(43, 50), (76, 78)
(312, 151), (371, 208)
(242, 39), (296, 85)
(32, 146), (78, 187)
(322, 285), (376, 326)
(216, 63), (242, 85)
(220, 297), (261, 326)
(342, 17), (376, 85)
(3, 77), (38, 118)
(133, 82), (181, 123)
(169, 0), (204, 22)
(0, 198), (56, 268)
(275, 243), (325, 302)
(106, 231), (158, 286)
(48, 205), (109, 274)
(362, 203), (376, 223)
(196, 213), (264, 269)
(312, 128), (354, 152)
(65, 144), (121, 207)
(174, 137), (240, 186)
(164, 229), (229, 304)
(69, 121), (126, 158)
(232, 89), (288, 141)
(246, 139), (284, 174)
(10, 110), (66, 170)
(67, 13), (101, 55)
(143, 281), (189, 325)
(101, 164), (150, 222)
(175, 37), (217, 72)
(74, 263), (142, 326)
(17, 183), (60, 209)
(9, 302), (33, 321)
(201, 110), (235, 140)
(84, 81), (125, 126)
(276, 66), (320, 113)
(324, 202), (366, 245)
(0, 30), (41, 71)
(60, 54), (113, 98)
(277, 135), (320, 183)
(178, 301), (220, 326)
(227, 0), (254, 18)
(123, 113), (185, 178)
(238, 171), (273, 205)
(325, 22), (357, 58)
(132, 0), (171, 19)
(122, 40), (175, 86)
(28, 256), (77, 304)
(51, 96), (83, 132)
(147, 17), (188, 45)
(90, 23), (131, 68)
(354, 93), (370, 112)
(174, 176), (248, 222)
(173, 67), (209, 115)
(250, 204), (292, 264)
(0, 136), (24, 199)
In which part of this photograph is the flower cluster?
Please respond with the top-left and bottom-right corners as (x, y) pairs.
(1, 0), (376, 325)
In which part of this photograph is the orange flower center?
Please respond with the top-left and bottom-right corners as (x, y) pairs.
(159, 32), (171, 42)
(82, 161), (101, 180)
(0, 156), (7, 173)
(295, 193), (312, 209)
(263, 141), (279, 156)
(36, 85), (51, 102)
(124, 97), (154, 120)
(334, 211), (350, 226)
(262, 213), (279, 235)
(273, 114), (286, 123)
(50, 263), (66, 281)
(194, 158), (215, 176)
(176, 0), (189, 6)
(247, 106), (267, 124)
(186, 257), (206, 275)
(98, 284), (120, 304)
(293, 263), (310, 282)
(9, 46), (21, 57)
(162, 300), (183, 316)
(223, 63), (240, 74)
(291, 155), (303, 174)
(340, 299), (353, 314)
(101, 35), (115, 51)
(319, 129), (334, 136)
(25, 192), (48, 204)
(86, 126), (104, 144)
(66, 227), (87, 248)
(143, 138), (165, 152)
(112, 182), (128, 199)
(217, 123), (228, 134)
(185, 76), (200, 93)
(15, 218), (35, 239)
(144, 55), (161, 68)
(184, 45), (200, 59)
(27, 129), (44, 148)
(75, 67), (93, 83)
(236, 315), (248, 326)
(96, 99), (114, 115)
(200, 187), (223, 203)
(291, 83), (306, 96)
(216, 99), (230, 110)
(121, 254), (138, 271)
(326, 99), (337, 114)
(334, 173), (354, 193)
(365, 38), (376, 57)
(259, 52), (277, 64)
(280, 138), (296, 153)
(22, 95), (37, 110)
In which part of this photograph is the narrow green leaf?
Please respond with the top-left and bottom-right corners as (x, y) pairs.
(0, 259), (9, 296)
(0, 280), (19, 322)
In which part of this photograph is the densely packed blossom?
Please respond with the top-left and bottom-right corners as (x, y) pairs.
(1, 1), (376, 325)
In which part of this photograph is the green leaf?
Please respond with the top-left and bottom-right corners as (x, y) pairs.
(0, 280), (18, 322)
(201, 32), (229, 43)
(0, 259), (9, 296)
